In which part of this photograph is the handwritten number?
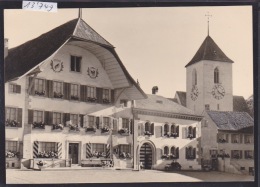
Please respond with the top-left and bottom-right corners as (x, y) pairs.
(48, 5), (53, 12)
(38, 3), (43, 9)
(23, 2), (30, 8)
(31, 2), (35, 8)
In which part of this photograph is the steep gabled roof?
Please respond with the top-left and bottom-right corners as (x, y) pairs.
(175, 91), (187, 107)
(207, 111), (253, 131)
(135, 94), (194, 115)
(5, 18), (113, 82)
(185, 36), (233, 67)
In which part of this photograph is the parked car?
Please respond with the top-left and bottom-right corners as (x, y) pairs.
(165, 161), (182, 171)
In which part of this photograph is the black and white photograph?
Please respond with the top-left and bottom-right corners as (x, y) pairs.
(4, 5), (254, 184)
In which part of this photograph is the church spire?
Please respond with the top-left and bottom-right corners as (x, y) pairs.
(205, 12), (212, 36)
(78, 8), (82, 19)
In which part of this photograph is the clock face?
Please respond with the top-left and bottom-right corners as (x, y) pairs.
(190, 85), (199, 101)
(212, 84), (225, 100)
(51, 59), (64, 73)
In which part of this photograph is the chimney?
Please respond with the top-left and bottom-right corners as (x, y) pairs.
(4, 38), (8, 58)
(152, 86), (158, 94)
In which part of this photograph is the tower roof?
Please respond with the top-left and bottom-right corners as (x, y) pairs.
(185, 35), (233, 67)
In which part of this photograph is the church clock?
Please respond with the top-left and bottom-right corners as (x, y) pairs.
(190, 85), (199, 101)
(212, 84), (225, 100)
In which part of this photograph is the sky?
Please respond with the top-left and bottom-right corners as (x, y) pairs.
(4, 6), (253, 99)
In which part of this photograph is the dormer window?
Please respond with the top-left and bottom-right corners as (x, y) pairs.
(70, 55), (81, 72)
(156, 100), (163, 104)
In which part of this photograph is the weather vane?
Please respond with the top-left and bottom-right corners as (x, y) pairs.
(205, 12), (212, 36)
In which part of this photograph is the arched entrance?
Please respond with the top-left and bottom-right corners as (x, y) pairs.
(139, 143), (153, 169)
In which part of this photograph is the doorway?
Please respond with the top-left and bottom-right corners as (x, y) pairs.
(69, 143), (79, 164)
(140, 143), (153, 169)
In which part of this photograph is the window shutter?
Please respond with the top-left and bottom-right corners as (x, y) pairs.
(141, 123), (144, 135)
(17, 108), (22, 127)
(156, 148), (162, 160)
(182, 127), (186, 139)
(193, 127), (196, 138)
(64, 113), (70, 125)
(193, 148), (196, 159)
(112, 118), (118, 133)
(231, 151), (234, 158)
(240, 134), (243, 144)
(47, 80), (53, 98)
(100, 115), (103, 128)
(161, 125), (164, 137)
(175, 125), (179, 137)
(28, 109), (33, 124)
(155, 126), (161, 138)
(240, 151), (242, 159)
(44, 111), (52, 125)
(111, 89), (115, 103)
(151, 123), (154, 135)
(176, 147), (179, 159)
(79, 114), (84, 128)
(80, 85), (85, 102)
(63, 83), (71, 100)
(231, 135), (234, 143)
(138, 123), (141, 136)
(29, 77), (35, 95)
(16, 85), (21, 93)
(109, 117), (113, 129)
(84, 115), (89, 128)
(130, 119), (133, 134)
(95, 117), (99, 129)
(185, 147), (188, 159)
(96, 87), (103, 104)
(226, 134), (229, 143)
(118, 118), (122, 130)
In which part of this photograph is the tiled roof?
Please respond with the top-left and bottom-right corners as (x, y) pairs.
(185, 36), (233, 67)
(176, 91), (187, 107)
(167, 98), (178, 103)
(135, 94), (194, 115)
(5, 18), (113, 82)
(207, 111), (253, 131)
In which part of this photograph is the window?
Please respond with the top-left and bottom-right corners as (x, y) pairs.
(120, 100), (128, 107)
(6, 141), (17, 152)
(186, 146), (196, 159)
(187, 126), (196, 139)
(244, 135), (253, 144)
(70, 84), (79, 100)
(87, 86), (96, 98)
(70, 114), (78, 125)
(214, 67), (219, 84)
(53, 81), (63, 98)
(53, 112), (62, 124)
(170, 146), (179, 158)
(33, 110), (44, 123)
(218, 133), (229, 143)
(122, 118), (129, 129)
(5, 107), (17, 121)
(245, 150), (254, 159)
(70, 55), (81, 72)
(231, 134), (242, 144)
(144, 122), (154, 135)
(192, 69), (197, 85)
(40, 142), (56, 152)
(119, 144), (131, 154)
(164, 146), (169, 155)
(9, 83), (21, 94)
(210, 150), (218, 158)
(231, 150), (242, 159)
(103, 89), (110, 100)
(88, 116), (95, 128)
(164, 124), (169, 136)
(92, 143), (106, 153)
(34, 78), (45, 96)
(103, 117), (110, 128)
(205, 104), (210, 111)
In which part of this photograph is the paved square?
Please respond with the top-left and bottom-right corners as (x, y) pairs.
(6, 169), (254, 184)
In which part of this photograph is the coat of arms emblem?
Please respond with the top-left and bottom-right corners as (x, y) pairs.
(87, 67), (99, 78)
(51, 59), (64, 73)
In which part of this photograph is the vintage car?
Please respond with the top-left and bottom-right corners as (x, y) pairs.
(165, 161), (182, 171)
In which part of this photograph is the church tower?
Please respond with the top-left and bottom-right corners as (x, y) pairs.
(186, 35), (234, 115)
